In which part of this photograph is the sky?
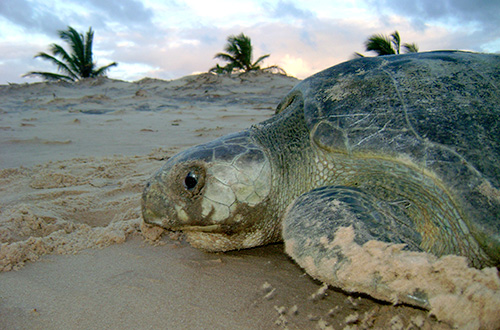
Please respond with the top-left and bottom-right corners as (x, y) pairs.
(0, 0), (499, 84)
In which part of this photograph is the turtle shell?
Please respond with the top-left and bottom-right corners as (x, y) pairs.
(278, 51), (500, 258)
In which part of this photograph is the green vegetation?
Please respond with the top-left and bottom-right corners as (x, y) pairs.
(355, 31), (419, 57)
(210, 33), (284, 74)
(24, 26), (117, 82)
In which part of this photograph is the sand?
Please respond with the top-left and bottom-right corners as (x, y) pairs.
(0, 72), (498, 329)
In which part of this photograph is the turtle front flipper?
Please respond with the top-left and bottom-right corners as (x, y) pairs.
(282, 186), (431, 308)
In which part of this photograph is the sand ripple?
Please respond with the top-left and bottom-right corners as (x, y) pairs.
(0, 154), (164, 271)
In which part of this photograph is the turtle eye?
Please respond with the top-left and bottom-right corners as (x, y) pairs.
(184, 171), (198, 191)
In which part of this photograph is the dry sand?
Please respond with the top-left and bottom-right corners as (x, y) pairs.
(0, 72), (498, 329)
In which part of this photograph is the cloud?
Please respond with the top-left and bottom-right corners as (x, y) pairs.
(266, 0), (315, 20)
(0, 0), (156, 35)
(84, 0), (155, 28)
(366, 0), (500, 29)
(88, 0), (153, 22)
(0, 0), (67, 35)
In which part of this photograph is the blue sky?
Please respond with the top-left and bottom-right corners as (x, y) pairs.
(0, 0), (499, 84)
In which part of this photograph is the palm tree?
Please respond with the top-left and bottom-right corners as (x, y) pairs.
(210, 33), (270, 74)
(24, 26), (117, 82)
(363, 30), (419, 56)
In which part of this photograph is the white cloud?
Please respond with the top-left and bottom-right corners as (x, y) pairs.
(277, 54), (313, 78)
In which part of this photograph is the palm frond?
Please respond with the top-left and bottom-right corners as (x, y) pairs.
(92, 62), (118, 77)
(60, 27), (85, 72)
(34, 52), (78, 81)
(22, 71), (75, 82)
(391, 31), (401, 54)
(209, 63), (234, 75)
(48, 44), (80, 79)
(234, 34), (253, 69)
(214, 53), (243, 70)
(365, 34), (396, 56)
(351, 52), (365, 59)
(262, 65), (286, 75)
(403, 43), (419, 53)
(214, 52), (236, 62)
(84, 28), (94, 72)
(224, 35), (238, 53)
(251, 54), (270, 69)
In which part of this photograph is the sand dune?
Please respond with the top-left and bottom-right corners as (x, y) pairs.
(1, 72), (498, 329)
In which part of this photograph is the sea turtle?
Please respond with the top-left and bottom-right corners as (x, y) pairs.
(142, 51), (500, 306)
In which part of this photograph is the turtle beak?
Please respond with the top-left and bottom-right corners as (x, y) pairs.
(141, 179), (169, 228)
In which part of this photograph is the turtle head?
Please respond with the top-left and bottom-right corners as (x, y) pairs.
(142, 130), (276, 251)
